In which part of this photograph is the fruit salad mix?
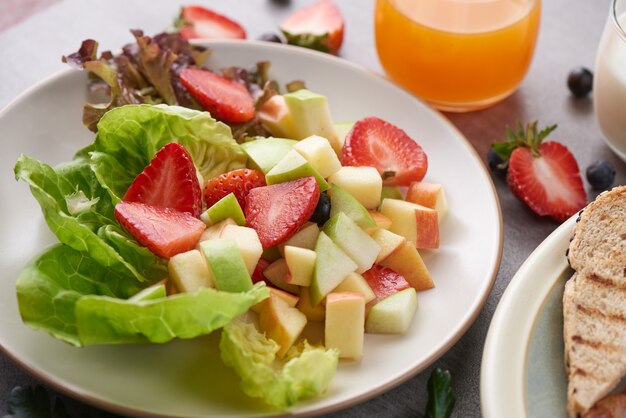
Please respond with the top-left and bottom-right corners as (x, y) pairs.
(14, 31), (447, 408)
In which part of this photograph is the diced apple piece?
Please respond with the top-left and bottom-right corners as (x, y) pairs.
(266, 149), (329, 191)
(371, 228), (405, 263)
(379, 198), (439, 249)
(257, 95), (296, 139)
(381, 186), (403, 201)
(380, 241), (434, 291)
(241, 137), (297, 174)
(362, 264), (411, 306)
(310, 232), (358, 306)
(332, 272), (375, 304)
(278, 222), (320, 255)
(251, 287), (299, 314)
(263, 258), (301, 295)
(406, 182), (448, 222)
(201, 193), (246, 226)
(296, 287), (326, 322)
(168, 249), (215, 293)
(325, 292), (365, 360)
(284, 246), (316, 286)
(219, 225), (263, 275)
(323, 213), (381, 274)
(196, 218), (237, 247)
(328, 184), (377, 230)
(258, 294), (307, 358)
(199, 239), (253, 293)
(328, 166), (382, 210)
(292, 135), (342, 178)
(334, 121), (354, 152)
(365, 288), (418, 334)
(368, 211), (392, 231)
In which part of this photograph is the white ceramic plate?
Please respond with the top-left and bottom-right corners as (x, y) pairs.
(481, 217), (575, 418)
(0, 40), (502, 417)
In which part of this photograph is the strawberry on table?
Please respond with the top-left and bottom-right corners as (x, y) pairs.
(123, 142), (202, 217)
(115, 201), (206, 259)
(342, 117), (428, 186)
(179, 67), (255, 123)
(492, 122), (587, 222)
(176, 5), (246, 40)
(245, 177), (320, 248)
(203, 168), (266, 210)
(280, 0), (345, 55)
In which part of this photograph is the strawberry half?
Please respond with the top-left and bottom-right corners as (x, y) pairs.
(280, 0), (345, 55)
(203, 168), (266, 210)
(179, 67), (255, 123)
(123, 142), (202, 217)
(492, 122), (587, 222)
(176, 5), (246, 40)
(114, 202), (206, 259)
(342, 117), (428, 186)
(245, 177), (320, 248)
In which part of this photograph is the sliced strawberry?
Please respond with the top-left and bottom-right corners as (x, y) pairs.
(362, 264), (411, 306)
(179, 67), (255, 123)
(177, 5), (246, 40)
(123, 142), (202, 217)
(280, 0), (344, 55)
(342, 117), (428, 186)
(252, 258), (272, 285)
(114, 201), (206, 258)
(203, 168), (266, 210)
(492, 122), (587, 222)
(245, 177), (320, 248)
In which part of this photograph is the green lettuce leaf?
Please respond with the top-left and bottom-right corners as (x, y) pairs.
(76, 283), (268, 345)
(91, 104), (247, 201)
(220, 319), (339, 407)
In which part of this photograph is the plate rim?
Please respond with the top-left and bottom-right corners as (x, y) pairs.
(1, 39), (503, 417)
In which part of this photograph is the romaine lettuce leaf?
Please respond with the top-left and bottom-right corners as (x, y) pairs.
(91, 104), (247, 201)
(220, 319), (339, 407)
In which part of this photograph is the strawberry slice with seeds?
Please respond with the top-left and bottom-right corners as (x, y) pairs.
(203, 168), (266, 210)
(280, 0), (345, 55)
(179, 67), (255, 123)
(342, 117), (428, 186)
(492, 122), (587, 222)
(115, 202), (206, 258)
(177, 5), (246, 40)
(123, 142), (202, 217)
(245, 177), (320, 248)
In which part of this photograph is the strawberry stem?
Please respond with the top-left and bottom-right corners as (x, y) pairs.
(491, 121), (557, 163)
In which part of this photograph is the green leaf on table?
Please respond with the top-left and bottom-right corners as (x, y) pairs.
(425, 368), (455, 418)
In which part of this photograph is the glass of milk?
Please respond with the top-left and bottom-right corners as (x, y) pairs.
(594, 0), (626, 161)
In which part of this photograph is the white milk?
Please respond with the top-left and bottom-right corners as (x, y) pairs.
(594, 11), (626, 161)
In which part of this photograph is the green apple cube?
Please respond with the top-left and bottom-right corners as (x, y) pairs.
(332, 272), (375, 304)
(283, 89), (340, 152)
(328, 166), (382, 209)
(365, 288), (418, 334)
(219, 225), (263, 275)
(278, 222), (320, 255)
(381, 186), (403, 201)
(168, 249), (215, 293)
(325, 292), (365, 359)
(241, 137), (297, 174)
(200, 239), (253, 293)
(257, 95), (296, 139)
(323, 213), (381, 274)
(130, 281), (167, 301)
(292, 135), (342, 178)
(263, 258), (300, 295)
(309, 231), (358, 306)
(284, 246), (316, 286)
(334, 121), (354, 152)
(328, 185), (377, 230)
(266, 150), (329, 191)
(201, 193), (246, 226)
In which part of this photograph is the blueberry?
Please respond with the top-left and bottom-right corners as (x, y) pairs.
(586, 160), (615, 190)
(567, 67), (593, 98)
(258, 33), (283, 43)
(309, 193), (331, 226)
(487, 148), (507, 176)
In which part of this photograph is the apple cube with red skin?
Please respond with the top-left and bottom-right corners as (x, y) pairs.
(258, 294), (307, 358)
(263, 258), (300, 295)
(251, 287), (299, 314)
(325, 292), (365, 360)
(362, 264), (411, 307)
(379, 198), (439, 249)
(380, 241), (434, 291)
(257, 95), (295, 139)
(368, 211), (392, 231)
(406, 182), (447, 222)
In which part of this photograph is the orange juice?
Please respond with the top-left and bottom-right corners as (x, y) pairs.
(375, 0), (541, 111)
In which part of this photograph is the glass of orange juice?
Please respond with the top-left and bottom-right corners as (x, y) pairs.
(374, 0), (541, 112)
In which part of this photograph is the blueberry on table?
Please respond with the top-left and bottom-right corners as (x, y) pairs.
(567, 67), (593, 98)
(309, 193), (331, 226)
(258, 33), (284, 43)
(586, 160), (616, 190)
(487, 148), (507, 176)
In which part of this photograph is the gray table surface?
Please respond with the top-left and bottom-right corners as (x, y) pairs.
(1, 0), (625, 417)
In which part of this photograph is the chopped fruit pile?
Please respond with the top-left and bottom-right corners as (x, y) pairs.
(490, 122), (587, 222)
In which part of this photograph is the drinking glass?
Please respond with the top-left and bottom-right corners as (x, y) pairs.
(594, 0), (626, 161)
(374, 0), (541, 112)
